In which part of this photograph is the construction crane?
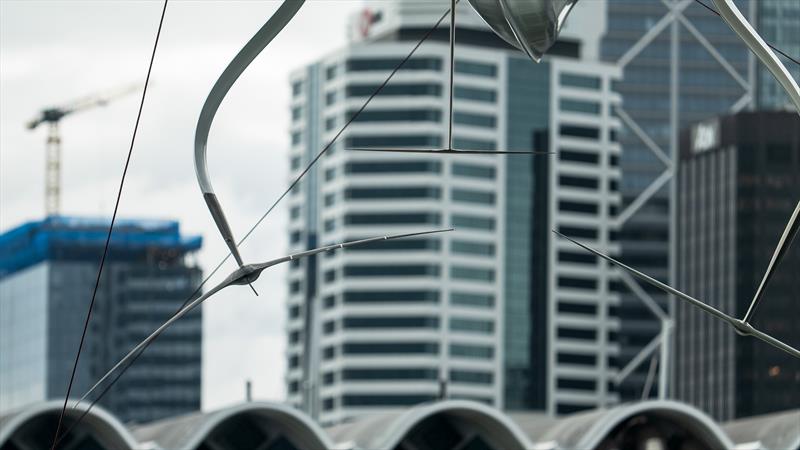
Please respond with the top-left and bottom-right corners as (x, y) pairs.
(26, 83), (140, 216)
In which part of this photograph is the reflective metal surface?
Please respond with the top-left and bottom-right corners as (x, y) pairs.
(467, 0), (578, 62)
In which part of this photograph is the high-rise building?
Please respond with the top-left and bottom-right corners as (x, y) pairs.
(755, 1), (800, 110)
(675, 111), (800, 421)
(0, 217), (203, 424)
(600, 0), (760, 401)
(286, 0), (621, 423)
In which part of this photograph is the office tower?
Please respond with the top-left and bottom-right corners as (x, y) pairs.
(0, 217), (203, 424)
(675, 111), (800, 421)
(286, 0), (620, 423)
(600, 0), (759, 401)
(755, 1), (800, 109)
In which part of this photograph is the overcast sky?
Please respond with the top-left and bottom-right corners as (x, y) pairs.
(0, 0), (372, 411)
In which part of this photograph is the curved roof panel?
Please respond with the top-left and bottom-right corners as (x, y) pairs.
(724, 409), (800, 450)
(326, 399), (532, 450)
(0, 400), (138, 450)
(131, 401), (333, 450)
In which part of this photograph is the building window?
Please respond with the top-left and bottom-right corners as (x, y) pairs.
(323, 346), (336, 359)
(323, 372), (335, 385)
(453, 111), (496, 128)
(451, 266), (495, 282)
(454, 86), (496, 102)
(450, 292), (494, 308)
(560, 73), (601, 89)
(325, 117), (337, 131)
(345, 186), (440, 200)
(558, 251), (596, 265)
(557, 353), (596, 366)
(342, 368), (438, 381)
(343, 265), (440, 277)
(323, 397), (335, 411)
(344, 213), (441, 226)
(289, 280), (301, 294)
(559, 200), (598, 215)
(325, 65), (337, 80)
(324, 193), (335, 207)
(342, 316), (439, 329)
(558, 276), (597, 290)
(324, 219), (335, 232)
(557, 302), (597, 315)
(451, 188), (495, 205)
(450, 370), (493, 384)
(346, 83), (442, 97)
(559, 175), (599, 189)
(323, 295), (335, 308)
(452, 163), (495, 179)
(451, 214), (495, 231)
(346, 135), (441, 149)
(346, 57), (441, 72)
(325, 91), (337, 106)
(343, 237), (441, 252)
(290, 230), (302, 244)
(325, 167), (336, 181)
(342, 342), (438, 355)
(451, 240), (495, 256)
(450, 317), (494, 334)
(557, 327), (597, 340)
(454, 60), (497, 77)
(345, 160), (441, 174)
(289, 355), (300, 368)
(453, 137), (496, 151)
(290, 206), (301, 220)
(292, 80), (303, 96)
(560, 98), (601, 115)
(560, 149), (599, 164)
(557, 378), (597, 391)
(343, 290), (439, 304)
(291, 106), (302, 121)
(560, 125), (600, 139)
(324, 269), (336, 282)
(450, 343), (494, 359)
(342, 394), (437, 406)
(289, 305), (301, 319)
(291, 131), (302, 146)
(323, 320), (336, 335)
(558, 225), (597, 239)
(349, 109), (442, 123)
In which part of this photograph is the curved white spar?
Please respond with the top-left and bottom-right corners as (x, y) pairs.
(710, 0), (800, 115)
(195, 0), (305, 268)
(75, 228), (453, 406)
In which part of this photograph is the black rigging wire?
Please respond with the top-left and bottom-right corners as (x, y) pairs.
(693, 0), (800, 67)
(52, 4), (455, 443)
(49, 2), (169, 449)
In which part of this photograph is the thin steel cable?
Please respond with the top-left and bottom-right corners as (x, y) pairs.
(55, 5), (454, 440)
(693, 0), (800, 67)
(49, 2), (168, 449)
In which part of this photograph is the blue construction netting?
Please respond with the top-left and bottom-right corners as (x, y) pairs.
(0, 216), (202, 279)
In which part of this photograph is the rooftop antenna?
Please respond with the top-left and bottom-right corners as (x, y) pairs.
(348, 0), (550, 155)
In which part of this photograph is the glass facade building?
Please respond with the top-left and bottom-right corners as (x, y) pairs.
(676, 111), (800, 421)
(600, 0), (755, 401)
(0, 217), (203, 424)
(287, 0), (622, 423)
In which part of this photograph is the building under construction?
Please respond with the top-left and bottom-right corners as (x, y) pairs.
(0, 216), (203, 424)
